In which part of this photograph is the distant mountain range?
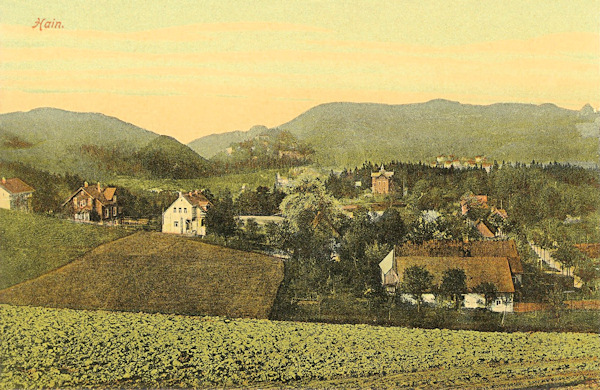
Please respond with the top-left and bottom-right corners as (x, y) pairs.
(1, 101), (598, 181)
(0, 108), (210, 180)
(189, 100), (599, 167)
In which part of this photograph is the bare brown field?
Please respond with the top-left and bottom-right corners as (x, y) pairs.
(0, 232), (284, 318)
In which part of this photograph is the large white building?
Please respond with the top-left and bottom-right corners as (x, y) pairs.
(162, 191), (212, 236)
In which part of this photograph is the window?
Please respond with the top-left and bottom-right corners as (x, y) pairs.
(174, 221), (178, 227)
(179, 207), (182, 213)
(184, 208), (187, 213)
(113, 206), (117, 216)
(495, 299), (502, 305)
(104, 208), (109, 218)
(79, 199), (86, 207)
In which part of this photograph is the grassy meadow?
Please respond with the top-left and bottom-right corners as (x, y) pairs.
(0, 209), (130, 290)
(0, 232), (284, 318)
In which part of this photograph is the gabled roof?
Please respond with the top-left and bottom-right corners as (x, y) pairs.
(182, 191), (212, 211)
(492, 207), (508, 219)
(395, 256), (515, 293)
(371, 165), (394, 178)
(476, 220), (496, 238)
(0, 178), (35, 194)
(62, 184), (117, 207)
(469, 240), (523, 274)
(396, 239), (524, 275)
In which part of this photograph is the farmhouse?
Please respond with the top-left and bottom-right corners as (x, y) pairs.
(162, 191), (212, 236)
(371, 165), (394, 194)
(62, 182), (120, 223)
(0, 177), (34, 212)
(396, 239), (523, 287)
(382, 254), (515, 312)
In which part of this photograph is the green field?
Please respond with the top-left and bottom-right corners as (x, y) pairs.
(0, 209), (130, 290)
(112, 168), (281, 195)
(0, 232), (284, 318)
(1, 304), (598, 389)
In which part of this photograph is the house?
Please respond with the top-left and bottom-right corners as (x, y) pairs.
(396, 239), (523, 287)
(62, 182), (120, 223)
(384, 254), (515, 312)
(0, 177), (34, 212)
(371, 165), (394, 194)
(162, 191), (212, 236)
(491, 206), (508, 219)
(460, 194), (489, 215)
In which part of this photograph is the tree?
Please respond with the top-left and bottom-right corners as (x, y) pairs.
(205, 191), (237, 238)
(407, 210), (450, 243)
(401, 265), (434, 312)
(473, 282), (498, 309)
(374, 208), (407, 246)
(553, 241), (584, 277)
(440, 268), (467, 310)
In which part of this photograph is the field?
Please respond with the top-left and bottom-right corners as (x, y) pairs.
(0, 232), (284, 318)
(0, 209), (131, 290)
(1, 304), (598, 389)
(112, 168), (281, 195)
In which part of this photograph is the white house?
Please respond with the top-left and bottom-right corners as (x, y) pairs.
(382, 254), (515, 312)
(0, 177), (35, 212)
(162, 191), (212, 236)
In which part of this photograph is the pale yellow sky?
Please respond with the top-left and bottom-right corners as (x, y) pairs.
(1, 1), (599, 143)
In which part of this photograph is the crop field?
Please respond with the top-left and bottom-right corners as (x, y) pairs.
(0, 209), (131, 290)
(1, 304), (598, 389)
(0, 232), (284, 319)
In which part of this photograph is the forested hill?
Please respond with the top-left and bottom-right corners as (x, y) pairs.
(0, 108), (210, 180)
(189, 100), (599, 167)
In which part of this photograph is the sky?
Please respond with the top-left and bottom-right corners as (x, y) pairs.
(1, 1), (599, 143)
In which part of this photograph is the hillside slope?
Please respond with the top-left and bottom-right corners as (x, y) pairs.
(189, 125), (270, 159)
(0, 232), (284, 318)
(0, 209), (131, 289)
(0, 108), (212, 179)
(189, 100), (599, 167)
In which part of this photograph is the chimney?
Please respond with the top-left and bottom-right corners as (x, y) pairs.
(84, 181), (88, 187)
(1, 177), (5, 184)
(97, 182), (101, 191)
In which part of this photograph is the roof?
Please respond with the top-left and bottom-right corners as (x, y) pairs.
(62, 183), (117, 207)
(469, 240), (523, 274)
(575, 243), (600, 259)
(0, 178), (35, 194)
(476, 220), (496, 238)
(492, 207), (508, 219)
(371, 165), (394, 178)
(183, 191), (212, 211)
(394, 256), (515, 293)
(396, 239), (524, 275)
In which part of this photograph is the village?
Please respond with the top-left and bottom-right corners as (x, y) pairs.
(1, 159), (597, 322)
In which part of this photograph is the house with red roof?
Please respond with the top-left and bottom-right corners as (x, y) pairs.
(0, 177), (35, 212)
(162, 190), (212, 236)
(62, 182), (120, 223)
